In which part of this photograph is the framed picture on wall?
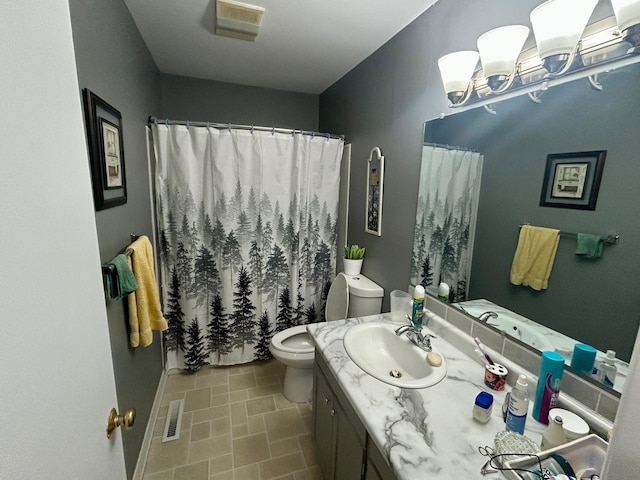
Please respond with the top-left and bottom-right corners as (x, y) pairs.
(539, 150), (606, 210)
(83, 88), (127, 210)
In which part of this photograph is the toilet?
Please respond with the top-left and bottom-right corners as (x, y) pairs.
(269, 273), (384, 402)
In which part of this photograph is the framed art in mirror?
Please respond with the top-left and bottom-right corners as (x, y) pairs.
(539, 150), (606, 210)
(365, 147), (384, 236)
(83, 88), (127, 211)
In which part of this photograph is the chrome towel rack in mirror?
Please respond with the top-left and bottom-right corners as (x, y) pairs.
(519, 224), (620, 245)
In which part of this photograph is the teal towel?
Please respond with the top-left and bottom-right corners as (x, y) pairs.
(111, 254), (139, 298)
(575, 233), (604, 259)
(103, 265), (115, 299)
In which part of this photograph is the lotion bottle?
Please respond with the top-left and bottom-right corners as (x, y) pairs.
(411, 285), (425, 329)
(506, 374), (530, 435)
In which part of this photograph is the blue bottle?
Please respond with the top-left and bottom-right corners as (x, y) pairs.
(532, 351), (564, 424)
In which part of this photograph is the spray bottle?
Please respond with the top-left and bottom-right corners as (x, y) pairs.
(411, 285), (425, 329)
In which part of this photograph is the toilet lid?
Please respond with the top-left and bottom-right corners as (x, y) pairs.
(325, 273), (349, 321)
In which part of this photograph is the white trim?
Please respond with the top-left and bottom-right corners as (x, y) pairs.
(132, 370), (167, 480)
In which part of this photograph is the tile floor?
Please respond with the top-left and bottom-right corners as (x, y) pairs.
(142, 359), (322, 480)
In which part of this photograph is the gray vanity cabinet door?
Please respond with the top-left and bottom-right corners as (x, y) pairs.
(334, 398), (366, 479)
(365, 436), (397, 480)
(365, 459), (382, 480)
(313, 355), (368, 479)
(313, 367), (336, 480)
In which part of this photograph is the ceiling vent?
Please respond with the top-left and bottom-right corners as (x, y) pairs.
(215, 0), (264, 41)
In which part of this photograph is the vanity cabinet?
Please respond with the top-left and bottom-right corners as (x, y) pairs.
(365, 437), (396, 480)
(313, 353), (368, 479)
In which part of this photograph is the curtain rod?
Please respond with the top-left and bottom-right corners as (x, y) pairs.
(424, 142), (479, 153)
(148, 116), (345, 141)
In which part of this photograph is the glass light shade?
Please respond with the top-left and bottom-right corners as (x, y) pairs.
(611, 0), (640, 32)
(477, 25), (530, 78)
(530, 0), (598, 59)
(437, 51), (479, 94)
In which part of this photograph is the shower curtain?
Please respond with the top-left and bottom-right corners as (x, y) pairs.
(152, 124), (344, 370)
(410, 145), (483, 303)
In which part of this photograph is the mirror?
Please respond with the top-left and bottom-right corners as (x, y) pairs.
(366, 147), (384, 236)
(413, 61), (640, 395)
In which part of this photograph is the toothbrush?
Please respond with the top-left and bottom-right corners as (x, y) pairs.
(474, 337), (495, 365)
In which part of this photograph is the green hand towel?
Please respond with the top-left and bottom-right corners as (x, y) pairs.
(103, 266), (115, 299)
(575, 233), (604, 259)
(111, 254), (139, 298)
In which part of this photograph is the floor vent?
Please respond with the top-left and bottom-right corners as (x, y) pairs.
(162, 399), (184, 442)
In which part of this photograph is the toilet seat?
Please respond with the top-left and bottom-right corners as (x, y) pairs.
(325, 273), (349, 321)
(270, 325), (314, 354)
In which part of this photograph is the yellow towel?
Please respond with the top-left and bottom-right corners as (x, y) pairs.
(126, 235), (168, 347)
(510, 225), (560, 291)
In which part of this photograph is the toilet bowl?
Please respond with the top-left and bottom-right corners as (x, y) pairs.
(269, 273), (383, 402)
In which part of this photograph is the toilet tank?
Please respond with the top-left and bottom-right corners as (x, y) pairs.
(345, 274), (384, 318)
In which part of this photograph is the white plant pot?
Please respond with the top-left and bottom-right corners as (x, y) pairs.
(343, 258), (363, 276)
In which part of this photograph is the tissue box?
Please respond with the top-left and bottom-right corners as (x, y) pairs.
(501, 434), (607, 480)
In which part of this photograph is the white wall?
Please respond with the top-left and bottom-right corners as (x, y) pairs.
(0, 1), (126, 478)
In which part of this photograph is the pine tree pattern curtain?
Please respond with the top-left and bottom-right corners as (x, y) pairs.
(152, 124), (344, 370)
(410, 146), (483, 303)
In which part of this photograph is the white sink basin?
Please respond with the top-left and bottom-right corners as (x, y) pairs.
(343, 322), (447, 389)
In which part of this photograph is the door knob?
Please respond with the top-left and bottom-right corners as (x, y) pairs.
(106, 407), (136, 438)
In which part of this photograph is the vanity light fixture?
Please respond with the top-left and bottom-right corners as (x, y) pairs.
(436, 0), (640, 109)
(477, 25), (530, 92)
(530, 0), (598, 75)
(611, 0), (640, 52)
(437, 51), (479, 105)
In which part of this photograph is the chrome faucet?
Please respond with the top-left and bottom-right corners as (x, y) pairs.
(395, 317), (436, 352)
(478, 311), (498, 323)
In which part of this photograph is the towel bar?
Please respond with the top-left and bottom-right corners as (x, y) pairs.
(518, 224), (619, 246)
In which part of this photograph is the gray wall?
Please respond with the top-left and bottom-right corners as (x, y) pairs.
(161, 74), (319, 130)
(319, 0), (542, 312)
(69, 1), (163, 477)
(423, 68), (640, 362)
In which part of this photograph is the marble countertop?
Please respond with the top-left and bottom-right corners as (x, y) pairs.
(307, 312), (548, 480)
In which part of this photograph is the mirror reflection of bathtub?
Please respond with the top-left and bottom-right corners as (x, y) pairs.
(454, 298), (628, 393)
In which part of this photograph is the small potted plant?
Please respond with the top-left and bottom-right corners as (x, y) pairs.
(343, 244), (366, 276)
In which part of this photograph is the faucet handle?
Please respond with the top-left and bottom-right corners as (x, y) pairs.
(422, 333), (437, 351)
